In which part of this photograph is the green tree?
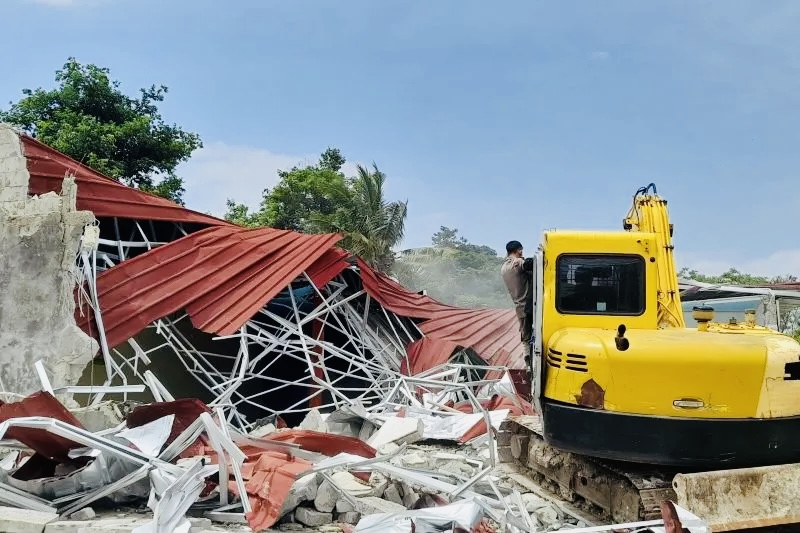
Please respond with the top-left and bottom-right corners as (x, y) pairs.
(431, 226), (466, 248)
(225, 148), (350, 231)
(225, 150), (408, 273)
(679, 267), (797, 285)
(316, 163), (408, 272)
(0, 58), (201, 204)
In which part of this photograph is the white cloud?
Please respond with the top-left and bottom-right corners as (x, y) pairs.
(678, 249), (800, 278)
(179, 142), (306, 218)
(589, 50), (610, 61)
(178, 142), (361, 218)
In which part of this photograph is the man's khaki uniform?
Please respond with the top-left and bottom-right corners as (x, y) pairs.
(501, 256), (532, 363)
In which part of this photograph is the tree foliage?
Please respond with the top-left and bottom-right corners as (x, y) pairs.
(315, 163), (407, 272)
(0, 58), (201, 203)
(393, 227), (510, 308)
(226, 148), (351, 232)
(678, 267), (797, 285)
(225, 148), (407, 272)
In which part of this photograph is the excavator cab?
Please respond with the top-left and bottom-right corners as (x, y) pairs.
(527, 184), (800, 469)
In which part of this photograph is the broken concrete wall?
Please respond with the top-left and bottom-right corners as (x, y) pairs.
(0, 123), (98, 397)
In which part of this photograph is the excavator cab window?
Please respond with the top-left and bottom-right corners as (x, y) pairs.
(556, 254), (645, 315)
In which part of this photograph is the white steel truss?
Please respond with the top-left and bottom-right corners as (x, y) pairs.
(72, 219), (511, 432)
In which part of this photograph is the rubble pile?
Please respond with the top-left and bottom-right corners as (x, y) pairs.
(0, 358), (592, 533)
(0, 358), (710, 533)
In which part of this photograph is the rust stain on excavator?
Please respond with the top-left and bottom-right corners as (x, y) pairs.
(575, 378), (605, 409)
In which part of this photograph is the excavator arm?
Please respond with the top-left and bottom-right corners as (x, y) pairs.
(622, 183), (685, 329)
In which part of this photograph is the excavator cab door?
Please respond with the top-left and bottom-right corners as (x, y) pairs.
(530, 246), (545, 417)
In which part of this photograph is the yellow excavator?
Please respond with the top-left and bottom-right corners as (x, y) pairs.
(520, 183), (800, 529)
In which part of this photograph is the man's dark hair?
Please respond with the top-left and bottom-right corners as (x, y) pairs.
(506, 240), (523, 254)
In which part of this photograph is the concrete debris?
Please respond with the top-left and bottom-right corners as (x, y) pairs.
(295, 506), (332, 527)
(329, 471), (372, 497)
(298, 409), (327, 434)
(66, 507), (96, 520)
(0, 373), (708, 533)
(281, 473), (320, 517)
(0, 507), (59, 533)
(313, 480), (339, 513)
(365, 417), (423, 449)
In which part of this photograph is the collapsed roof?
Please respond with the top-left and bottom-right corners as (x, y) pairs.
(18, 132), (524, 422)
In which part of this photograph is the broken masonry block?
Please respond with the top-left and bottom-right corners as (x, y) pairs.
(295, 506), (333, 528)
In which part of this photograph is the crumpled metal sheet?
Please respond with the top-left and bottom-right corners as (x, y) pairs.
(6, 416), (177, 503)
(231, 450), (313, 532)
(0, 392), (84, 461)
(5, 446), (150, 503)
(126, 399), (211, 457)
(354, 498), (488, 533)
(453, 394), (535, 443)
(265, 429), (377, 459)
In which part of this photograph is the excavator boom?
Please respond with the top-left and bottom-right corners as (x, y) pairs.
(622, 183), (685, 328)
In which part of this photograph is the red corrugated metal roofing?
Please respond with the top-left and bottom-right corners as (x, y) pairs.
(21, 134), (229, 226)
(17, 133), (522, 370)
(232, 449), (313, 532)
(403, 337), (461, 375)
(0, 392), (86, 462)
(76, 225), (346, 348)
(193, 429), (376, 532)
(358, 259), (524, 370)
(419, 308), (522, 366)
(357, 258), (452, 318)
(306, 248), (351, 288)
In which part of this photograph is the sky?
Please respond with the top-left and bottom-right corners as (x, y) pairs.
(2, 0), (800, 277)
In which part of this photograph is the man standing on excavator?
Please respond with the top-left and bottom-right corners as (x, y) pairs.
(501, 240), (534, 367)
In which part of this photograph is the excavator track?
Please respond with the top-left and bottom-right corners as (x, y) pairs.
(505, 414), (800, 531)
(505, 415), (677, 524)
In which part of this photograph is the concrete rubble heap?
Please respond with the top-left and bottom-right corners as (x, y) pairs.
(0, 124), (708, 533)
(0, 382), (708, 533)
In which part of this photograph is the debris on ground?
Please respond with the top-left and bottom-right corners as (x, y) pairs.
(0, 362), (707, 533)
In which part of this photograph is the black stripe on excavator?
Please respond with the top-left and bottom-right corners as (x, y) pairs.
(541, 399), (800, 469)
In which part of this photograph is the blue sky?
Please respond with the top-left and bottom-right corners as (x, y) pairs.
(2, 0), (800, 276)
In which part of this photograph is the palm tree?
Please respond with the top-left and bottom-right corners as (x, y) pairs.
(315, 164), (407, 273)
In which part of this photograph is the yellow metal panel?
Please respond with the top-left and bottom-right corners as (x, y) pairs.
(541, 230), (659, 348)
(544, 328), (768, 418)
